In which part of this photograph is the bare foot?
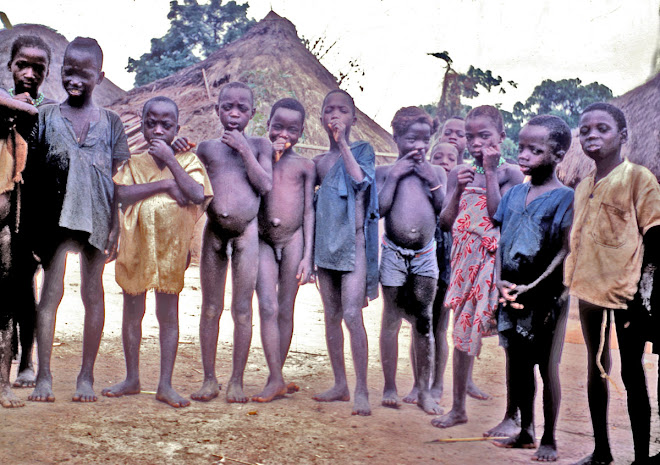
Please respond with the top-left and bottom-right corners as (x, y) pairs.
(430, 385), (443, 403)
(252, 380), (288, 402)
(431, 409), (467, 428)
(402, 386), (418, 404)
(156, 385), (191, 408)
(102, 379), (141, 397)
(312, 385), (350, 402)
(1, 385), (25, 408)
(351, 390), (370, 416)
(13, 367), (36, 388)
(570, 453), (614, 465)
(532, 444), (559, 462)
(28, 379), (55, 402)
(72, 378), (97, 402)
(286, 382), (299, 394)
(483, 414), (521, 437)
(493, 433), (536, 449)
(467, 380), (490, 400)
(381, 388), (401, 409)
(191, 379), (220, 402)
(226, 380), (249, 403)
(417, 391), (443, 415)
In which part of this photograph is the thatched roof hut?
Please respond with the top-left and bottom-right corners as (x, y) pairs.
(0, 24), (126, 107)
(108, 11), (397, 162)
(557, 72), (660, 187)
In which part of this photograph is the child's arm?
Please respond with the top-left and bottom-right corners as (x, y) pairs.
(483, 149), (524, 217)
(439, 165), (474, 230)
(297, 162), (317, 285)
(495, 247), (522, 309)
(149, 139), (205, 204)
(378, 154), (415, 217)
(331, 120), (364, 182)
(117, 179), (186, 207)
(222, 131), (272, 195)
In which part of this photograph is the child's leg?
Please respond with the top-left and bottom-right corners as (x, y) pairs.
(614, 309), (650, 464)
(467, 357), (490, 400)
(484, 348), (521, 437)
(253, 239), (288, 402)
(73, 245), (107, 402)
(226, 219), (259, 403)
(576, 301), (614, 464)
(276, 232), (304, 372)
(192, 225), (229, 402)
(380, 285), (403, 408)
(431, 347), (472, 428)
(13, 259), (38, 388)
(155, 292), (190, 408)
(28, 241), (69, 402)
(102, 292), (147, 397)
(313, 268), (350, 404)
(1, 316), (24, 408)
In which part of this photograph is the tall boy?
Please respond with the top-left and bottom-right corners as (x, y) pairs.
(28, 37), (130, 403)
(492, 115), (573, 462)
(312, 89), (379, 416)
(253, 98), (315, 402)
(375, 107), (446, 414)
(103, 97), (212, 408)
(193, 81), (272, 403)
(565, 103), (660, 465)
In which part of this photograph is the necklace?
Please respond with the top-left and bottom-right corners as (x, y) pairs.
(474, 156), (505, 174)
(8, 88), (45, 107)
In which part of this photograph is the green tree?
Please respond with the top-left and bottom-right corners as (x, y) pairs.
(127, 0), (255, 87)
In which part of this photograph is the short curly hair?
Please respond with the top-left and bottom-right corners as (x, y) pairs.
(391, 107), (438, 137)
(465, 105), (504, 133)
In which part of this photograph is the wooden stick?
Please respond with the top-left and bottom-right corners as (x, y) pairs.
(427, 436), (508, 443)
(202, 68), (211, 100)
(140, 390), (157, 395)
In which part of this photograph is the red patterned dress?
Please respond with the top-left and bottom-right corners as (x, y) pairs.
(444, 187), (499, 356)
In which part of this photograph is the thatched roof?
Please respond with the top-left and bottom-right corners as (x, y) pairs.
(0, 24), (126, 107)
(108, 11), (397, 161)
(557, 72), (660, 187)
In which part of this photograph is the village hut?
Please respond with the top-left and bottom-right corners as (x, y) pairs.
(108, 11), (397, 163)
(0, 24), (126, 107)
(557, 72), (660, 187)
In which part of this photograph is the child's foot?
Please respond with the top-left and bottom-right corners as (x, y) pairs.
(102, 379), (141, 397)
(226, 380), (249, 403)
(156, 385), (191, 408)
(467, 380), (490, 400)
(72, 377), (98, 402)
(570, 453), (614, 465)
(493, 433), (536, 449)
(532, 444), (559, 462)
(402, 386), (418, 404)
(13, 367), (36, 388)
(312, 384), (350, 402)
(286, 382), (300, 394)
(191, 379), (220, 402)
(417, 391), (443, 415)
(0, 384), (25, 408)
(431, 409), (467, 428)
(351, 390), (371, 416)
(381, 388), (400, 409)
(252, 380), (288, 402)
(483, 414), (521, 437)
(28, 379), (55, 402)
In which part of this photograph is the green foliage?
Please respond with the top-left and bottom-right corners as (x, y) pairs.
(127, 0), (255, 87)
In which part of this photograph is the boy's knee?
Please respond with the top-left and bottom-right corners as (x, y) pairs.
(259, 302), (278, 321)
(342, 308), (364, 330)
(232, 308), (252, 327)
(414, 314), (432, 337)
(201, 303), (223, 321)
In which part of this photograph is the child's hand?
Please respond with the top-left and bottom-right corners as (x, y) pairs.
(456, 165), (475, 191)
(172, 137), (196, 153)
(221, 129), (250, 154)
(148, 139), (176, 164)
(497, 280), (524, 309)
(390, 151), (416, 179)
(105, 223), (120, 263)
(165, 179), (187, 206)
(296, 259), (314, 285)
(328, 120), (348, 145)
(11, 91), (36, 106)
(414, 158), (440, 187)
(482, 146), (502, 172)
(273, 138), (292, 163)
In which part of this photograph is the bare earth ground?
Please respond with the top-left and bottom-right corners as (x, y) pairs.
(1, 255), (659, 464)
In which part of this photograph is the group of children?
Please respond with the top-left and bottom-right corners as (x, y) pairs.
(1, 33), (659, 465)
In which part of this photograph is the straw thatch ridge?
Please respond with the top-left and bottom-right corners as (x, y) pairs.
(108, 11), (397, 158)
(0, 24), (126, 107)
(557, 72), (660, 187)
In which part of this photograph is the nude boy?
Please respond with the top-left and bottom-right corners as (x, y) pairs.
(192, 81), (272, 403)
(376, 107), (446, 415)
(253, 98), (315, 402)
(312, 89), (379, 416)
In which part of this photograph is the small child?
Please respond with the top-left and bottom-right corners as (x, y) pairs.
(192, 81), (272, 403)
(28, 37), (130, 403)
(102, 96), (211, 408)
(253, 98), (315, 402)
(312, 89), (379, 416)
(433, 105), (523, 428)
(490, 115), (573, 462)
(439, 116), (467, 164)
(565, 103), (660, 465)
(375, 107), (446, 414)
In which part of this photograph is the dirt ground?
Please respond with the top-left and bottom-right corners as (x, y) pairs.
(1, 254), (659, 464)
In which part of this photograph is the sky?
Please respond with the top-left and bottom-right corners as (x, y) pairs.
(4, 0), (658, 129)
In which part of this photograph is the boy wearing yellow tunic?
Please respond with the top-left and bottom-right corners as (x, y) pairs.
(102, 96), (212, 408)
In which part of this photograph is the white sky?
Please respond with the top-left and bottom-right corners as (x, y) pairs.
(4, 0), (658, 128)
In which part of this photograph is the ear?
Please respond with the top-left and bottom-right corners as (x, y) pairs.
(620, 127), (628, 144)
(6, 60), (11, 73)
(393, 134), (399, 144)
(499, 130), (507, 142)
(250, 107), (256, 119)
(266, 118), (271, 130)
(352, 114), (357, 127)
(175, 124), (181, 136)
(215, 104), (220, 116)
(554, 150), (566, 162)
(96, 70), (105, 85)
